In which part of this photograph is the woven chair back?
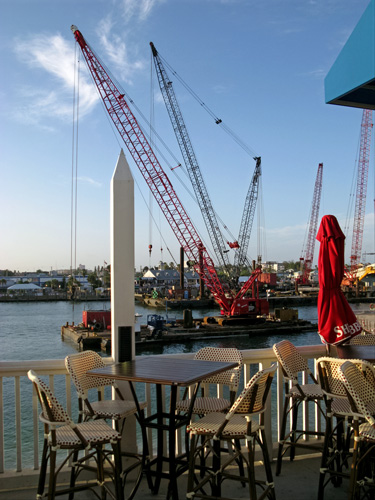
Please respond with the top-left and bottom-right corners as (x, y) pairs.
(339, 361), (375, 423)
(350, 333), (375, 345)
(317, 357), (375, 399)
(28, 369), (71, 424)
(65, 351), (114, 395)
(195, 347), (243, 391)
(273, 340), (310, 383)
(228, 363), (277, 416)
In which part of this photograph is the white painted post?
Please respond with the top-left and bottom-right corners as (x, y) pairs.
(110, 150), (137, 454)
(110, 149), (135, 362)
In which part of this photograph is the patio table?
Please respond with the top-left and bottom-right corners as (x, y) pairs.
(87, 355), (238, 500)
(336, 344), (375, 362)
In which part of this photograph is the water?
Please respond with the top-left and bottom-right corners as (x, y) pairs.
(1, 300), (373, 360)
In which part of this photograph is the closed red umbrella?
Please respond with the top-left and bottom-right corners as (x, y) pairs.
(317, 214), (362, 345)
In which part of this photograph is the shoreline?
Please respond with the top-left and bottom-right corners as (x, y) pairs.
(2, 294), (375, 307)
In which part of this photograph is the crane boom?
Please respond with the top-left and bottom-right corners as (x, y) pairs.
(150, 42), (230, 270)
(350, 109), (373, 270)
(71, 26), (263, 317)
(300, 162), (323, 283)
(234, 156), (261, 270)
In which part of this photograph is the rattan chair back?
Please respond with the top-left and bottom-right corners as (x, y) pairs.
(339, 361), (375, 421)
(227, 363), (276, 418)
(195, 347), (243, 392)
(65, 350), (116, 397)
(350, 333), (375, 345)
(273, 339), (312, 384)
(317, 356), (375, 399)
(28, 369), (71, 425)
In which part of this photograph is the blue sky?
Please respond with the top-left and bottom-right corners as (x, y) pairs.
(1, 0), (373, 272)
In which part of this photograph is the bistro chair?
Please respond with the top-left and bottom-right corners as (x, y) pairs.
(176, 347), (243, 416)
(316, 356), (375, 498)
(65, 351), (150, 499)
(350, 332), (375, 345)
(27, 369), (124, 500)
(338, 361), (375, 500)
(186, 363), (277, 500)
(272, 340), (325, 476)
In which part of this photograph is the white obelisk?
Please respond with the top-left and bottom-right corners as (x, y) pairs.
(110, 149), (135, 362)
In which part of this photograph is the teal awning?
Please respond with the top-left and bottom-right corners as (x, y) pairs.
(325, 0), (375, 110)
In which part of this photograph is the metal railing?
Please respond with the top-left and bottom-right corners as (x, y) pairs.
(0, 344), (328, 489)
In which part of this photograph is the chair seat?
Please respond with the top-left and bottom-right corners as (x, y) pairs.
(359, 422), (375, 441)
(187, 412), (260, 438)
(86, 399), (147, 419)
(329, 398), (375, 417)
(55, 420), (121, 448)
(176, 397), (231, 414)
(289, 383), (324, 399)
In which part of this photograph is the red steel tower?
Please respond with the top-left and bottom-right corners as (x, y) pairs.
(350, 109), (373, 270)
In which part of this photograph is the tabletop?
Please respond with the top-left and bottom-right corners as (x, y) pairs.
(87, 356), (238, 386)
(336, 344), (375, 362)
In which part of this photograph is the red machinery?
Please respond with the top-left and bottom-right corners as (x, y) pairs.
(71, 26), (268, 319)
(350, 109), (373, 271)
(298, 162), (323, 285)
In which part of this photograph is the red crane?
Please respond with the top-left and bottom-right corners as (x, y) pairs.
(299, 163), (323, 284)
(71, 26), (268, 318)
(350, 109), (373, 270)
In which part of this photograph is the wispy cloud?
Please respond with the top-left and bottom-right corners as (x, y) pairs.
(120, 0), (165, 21)
(13, 33), (98, 126)
(77, 176), (102, 188)
(96, 16), (145, 83)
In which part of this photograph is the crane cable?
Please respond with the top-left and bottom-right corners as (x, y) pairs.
(158, 52), (259, 158)
(70, 44), (80, 319)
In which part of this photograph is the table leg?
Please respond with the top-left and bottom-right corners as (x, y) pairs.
(127, 381), (153, 491)
(167, 385), (178, 500)
(153, 383), (164, 495)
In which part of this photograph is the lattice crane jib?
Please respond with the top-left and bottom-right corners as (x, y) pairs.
(350, 109), (373, 270)
(300, 163), (323, 283)
(150, 43), (230, 271)
(234, 156), (261, 271)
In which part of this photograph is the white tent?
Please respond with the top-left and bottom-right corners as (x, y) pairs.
(7, 283), (42, 292)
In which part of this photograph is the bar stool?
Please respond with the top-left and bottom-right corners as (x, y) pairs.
(273, 340), (325, 476)
(186, 364), (277, 500)
(316, 356), (375, 498)
(28, 369), (124, 500)
(338, 361), (375, 500)
(65, 351), (151, 499)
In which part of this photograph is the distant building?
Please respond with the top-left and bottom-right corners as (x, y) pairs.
(261, 261), (285, 272)
(7, 283), (43, 296)
(142, 269), (199, 288)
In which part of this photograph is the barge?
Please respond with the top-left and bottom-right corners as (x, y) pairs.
(61, 308), (317, 353)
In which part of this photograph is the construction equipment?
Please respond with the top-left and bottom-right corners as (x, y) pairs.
(350, 109), (373, 270)
(234, 156), (262, 272)
(150, 42), (230, 271)
(71, 26), (268, 319)
(298, 163), (323, 285)
(150, 43), (260, 278)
